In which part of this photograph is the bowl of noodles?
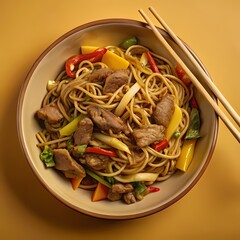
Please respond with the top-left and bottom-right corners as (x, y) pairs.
(17, 19), (218, 219)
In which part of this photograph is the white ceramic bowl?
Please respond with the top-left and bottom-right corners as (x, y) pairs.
(17, 19), (218, 219)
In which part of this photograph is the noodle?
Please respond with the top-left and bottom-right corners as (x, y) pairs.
(36, 42), (195, 203)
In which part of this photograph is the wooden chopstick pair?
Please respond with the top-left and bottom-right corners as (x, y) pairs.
(139, 7), (240, 143)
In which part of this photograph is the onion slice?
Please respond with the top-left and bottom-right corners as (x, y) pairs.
(114, 82), (141, 116)
(114, 173), (158, 183)
(93, 133), (131, 154)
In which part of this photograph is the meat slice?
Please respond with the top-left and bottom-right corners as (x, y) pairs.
(73, 117), (93, 145)
(111, 183), (133, 193)
(103, 70), (129, 94)
(80, 153), (110, 171)
(36, 104), (63, 124)
(132, 124), (165, 148)
(88, 68), (129, 93)
(107, 183), (134, 202)
(153, 94), (175, 128)
(123, 192), (137, 204)
(53, 149), (86, 178)
(87, 105), (129, 134)
(88, 68), (113, 83)
(107, 190), (122, 201)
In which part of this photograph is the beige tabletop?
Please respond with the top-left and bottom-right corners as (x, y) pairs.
(0, 0), (239, 239)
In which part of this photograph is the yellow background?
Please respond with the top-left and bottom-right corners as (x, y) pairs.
(0, 0), (239, 239)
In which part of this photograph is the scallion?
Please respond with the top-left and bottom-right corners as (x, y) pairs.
(85, 168), (112, 188)
(40, 146), (55, 167)
(119, 36), (138, 49)
(185, 108), (201, 140)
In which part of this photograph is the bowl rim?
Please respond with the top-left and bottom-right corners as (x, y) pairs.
(17, 18), (219, 220)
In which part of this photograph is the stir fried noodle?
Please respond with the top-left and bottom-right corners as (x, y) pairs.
(36, 44), (193, 189)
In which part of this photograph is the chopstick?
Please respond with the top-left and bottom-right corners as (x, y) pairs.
(139, 7), (240, 143)
(148, 6), (240, 127)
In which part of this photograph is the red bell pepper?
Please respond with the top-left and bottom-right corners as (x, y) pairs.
(147, 185), (160, 193)
(146, 51), (159, 73)
(152, 139), (169, 152)
(85, 147), (117, 157)
(190, 95), (199, 109)
(65, 48), (107, 78)
(175, 65), (191, 86)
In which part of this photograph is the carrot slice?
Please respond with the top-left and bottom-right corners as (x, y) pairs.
(92, 182), (109, 202)
(71, 177), (83, 190)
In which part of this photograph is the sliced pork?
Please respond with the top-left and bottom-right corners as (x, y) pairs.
(107, 183), (134, 202)
(88, 68), (129, 93)
(53, 149), (86, 178)
(36, 104), (63, 124)
(80, 153), (110, 171)
(103, 70), (129, 93)
(153, 94), (174, 128)
(107, 190), (122, 201)
(87, 105), (129, 134)
(132, 124), (165, 148)
(88, 68), (113, 83)
(123, 192), (137, 204)
(73, 117), (93, 145)
(111, 183), (133, 193)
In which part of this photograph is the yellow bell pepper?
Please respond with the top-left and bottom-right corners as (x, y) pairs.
(59, 115), (84, 136)
(176, 139), (197, 172)
(81, 46), (129, 70)
(165, 105), (182, 140)
(81, 46), (98, 54)
(102, 50), (129, 69)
